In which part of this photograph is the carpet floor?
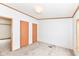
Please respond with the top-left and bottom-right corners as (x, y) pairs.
(0, 42), (75, 56)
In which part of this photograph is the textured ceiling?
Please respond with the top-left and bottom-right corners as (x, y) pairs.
(3, 3), (79, 19)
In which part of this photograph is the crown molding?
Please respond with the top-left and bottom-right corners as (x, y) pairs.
(0, 3), (39, 20)
(72, 5), (79, 18)
(0, 3), (79, 20)
(38, 17), (72, 20)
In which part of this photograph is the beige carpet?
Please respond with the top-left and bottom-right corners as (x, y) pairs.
(0, 42), (74, 56)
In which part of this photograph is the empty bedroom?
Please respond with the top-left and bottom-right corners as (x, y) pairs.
(0, 0), (79, 56)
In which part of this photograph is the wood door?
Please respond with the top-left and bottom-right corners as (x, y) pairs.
(20, 21), (28, 48)
(32, 24), (37, 43)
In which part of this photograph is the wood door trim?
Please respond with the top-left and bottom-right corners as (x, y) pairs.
(76, 19), (79, 51)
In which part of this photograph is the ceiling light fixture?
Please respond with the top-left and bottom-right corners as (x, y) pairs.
(34, 5), (43, 13)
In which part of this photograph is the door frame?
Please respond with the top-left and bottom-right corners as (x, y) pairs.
(76, 19), (79, 51)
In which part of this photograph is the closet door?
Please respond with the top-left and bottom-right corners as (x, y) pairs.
(32, 24), (37, 43)
(20, 21), (28, 48)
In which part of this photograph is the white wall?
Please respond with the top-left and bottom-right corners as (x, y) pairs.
(39, 18), (74, 49)
(0, 4), (39, 51)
